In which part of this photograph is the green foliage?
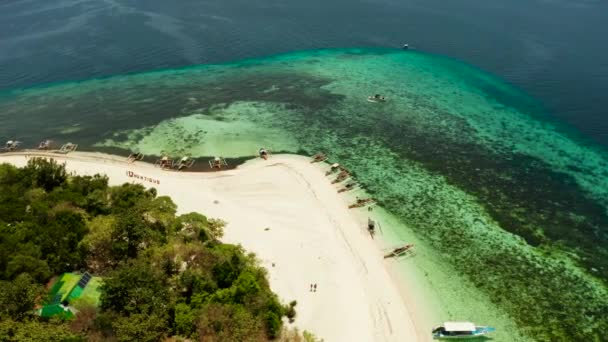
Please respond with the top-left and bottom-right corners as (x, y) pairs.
(22, 158), (68, 192)
(78, 216), (116, 274)
(173, 303), (196, 337)
(175, 212), (225, 242)
(0, 160), (294, 341)
(100, 260), (169, 316)
(196, 303), (265, 342)
(0, 274), (42, 320)
(112, 313), (168, 342)
(303, 330), (324, 342)
(0, 318), (83, 342)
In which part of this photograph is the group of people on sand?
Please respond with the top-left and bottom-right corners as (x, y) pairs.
(309, 283), (318, 292)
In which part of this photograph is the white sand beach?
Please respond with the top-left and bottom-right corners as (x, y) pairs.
(0, 152), (426, 342)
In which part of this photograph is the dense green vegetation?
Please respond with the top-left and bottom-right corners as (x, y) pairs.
(0, 158), (298, 341)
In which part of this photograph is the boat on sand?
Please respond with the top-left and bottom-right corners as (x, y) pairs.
(383, 244), (414, 258)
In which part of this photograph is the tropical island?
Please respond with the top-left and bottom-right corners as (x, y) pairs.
(1, 48), (607, 341)
(0, 150), (419, 341)
(0, 157), (301, 341)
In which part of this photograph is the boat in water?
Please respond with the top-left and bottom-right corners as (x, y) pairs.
(367, 94), (387, 103)
(432, 322), (495, 339)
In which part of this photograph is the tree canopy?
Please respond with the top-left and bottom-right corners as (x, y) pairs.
(0, 158), (297, 341)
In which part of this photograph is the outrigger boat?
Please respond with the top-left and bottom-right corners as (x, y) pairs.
(311, 152), (327, 163)
(2, 140), (21, 152)
(258, 148), (271, 160)
(176, 156), (195, 171)
(127, 152), (144, 163)
(209, 156), (228, 170)
(432, 322), (495, 339)
(383, 244), (414, 259)
(348, 197), (376, 209)
(367, 94), (387, 103)
(331, 170), (350, 184)
(57, 142), (78, 154)
(38, 139), (53, 150)
(325, 163), (341, 176)
(155, 155), (173, 170)
(338, 181), (359, 193)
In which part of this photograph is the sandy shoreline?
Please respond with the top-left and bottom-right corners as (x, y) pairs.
(0, 151), (428, 341)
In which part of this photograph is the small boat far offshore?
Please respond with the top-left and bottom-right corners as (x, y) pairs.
(432, 322), (495, 339)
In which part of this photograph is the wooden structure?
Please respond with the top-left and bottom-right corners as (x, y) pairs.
(311, 152), (328, 163)
(209, 157), (228, 170)
(58, 142), (78, 154)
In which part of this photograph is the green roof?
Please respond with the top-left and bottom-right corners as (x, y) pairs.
(40, 272), (103, 318)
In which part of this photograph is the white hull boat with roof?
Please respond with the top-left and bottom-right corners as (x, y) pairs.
(432, 321), (495, 339)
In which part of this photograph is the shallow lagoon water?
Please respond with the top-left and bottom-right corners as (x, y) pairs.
(1, 48), (607, 340)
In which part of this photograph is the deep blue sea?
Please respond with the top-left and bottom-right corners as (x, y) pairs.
(1, 0), (608, 146)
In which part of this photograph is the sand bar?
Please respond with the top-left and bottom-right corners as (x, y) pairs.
(0, 151), (426, 341)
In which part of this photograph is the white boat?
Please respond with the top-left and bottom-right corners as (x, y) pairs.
(432, 322), (495, 339)
(367, 95), (387, 103)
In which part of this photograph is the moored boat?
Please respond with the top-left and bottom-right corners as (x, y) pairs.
(432, 322), (495, 339)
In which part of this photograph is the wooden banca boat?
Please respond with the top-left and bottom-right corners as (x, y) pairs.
(258, 148), (271, 160)
(331, 170), (350, 184)
(338, 181), (358, 193)
(155, 155), (173, 169)
(432, 322), (495, 339)
(310, 152), (327, 163)
(58, 142), (78, 154)
(38, 139), (53, 150)
(175, 156), (195, 171)
(348, 197), (376, 209)
(383, 244), (414, 259)
(209, 156), (228, 170)
(367, 94), (387, 103)
(2, 140), (21, 152)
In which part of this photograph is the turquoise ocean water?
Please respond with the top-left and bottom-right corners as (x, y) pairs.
(1, 48), (607, 340)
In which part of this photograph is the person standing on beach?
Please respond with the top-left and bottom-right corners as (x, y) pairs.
(313, 284), (317, 292)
